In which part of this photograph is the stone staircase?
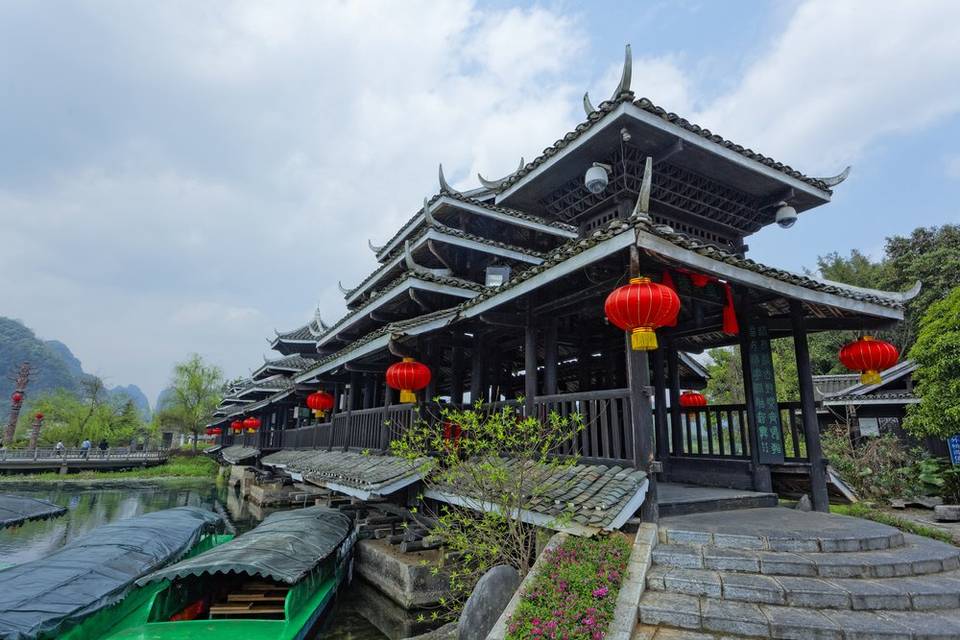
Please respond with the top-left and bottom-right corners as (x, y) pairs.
(636, 508), (960, 639)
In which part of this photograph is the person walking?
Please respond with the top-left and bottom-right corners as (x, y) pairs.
(80, 438), (91, 459)
(55, 440), (65, 457)
(98, 439), (108, 457)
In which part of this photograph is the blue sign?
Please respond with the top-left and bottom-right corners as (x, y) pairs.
(948, 434), (960, 466)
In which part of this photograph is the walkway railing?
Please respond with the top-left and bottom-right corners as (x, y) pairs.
(673, 401), (807, 461)
(0, 447), (167, 464)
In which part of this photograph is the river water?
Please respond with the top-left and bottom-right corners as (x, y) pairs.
(0, 480), (391, 640)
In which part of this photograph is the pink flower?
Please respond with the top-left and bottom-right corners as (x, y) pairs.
(592, 586), (609, 598)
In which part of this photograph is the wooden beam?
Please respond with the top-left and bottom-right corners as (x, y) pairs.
(666, 344), (683, 456)
(791, 300), (830, 512)
(652, 345), (669, 463)
(524, 306), (538, 416)
(625, 335), (658, 522)
(737, 309), (773, 493)
(543, 317), (559, 395)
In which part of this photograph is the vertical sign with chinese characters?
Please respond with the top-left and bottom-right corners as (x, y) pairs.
(747, 324), (785, 464)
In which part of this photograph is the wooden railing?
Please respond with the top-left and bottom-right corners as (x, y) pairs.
(0, 447), (167, 463)
(672, 401), (807, 461)
(534, 388), (634, 465)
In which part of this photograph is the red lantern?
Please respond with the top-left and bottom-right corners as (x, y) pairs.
(243, 416), (261, 433)
(839, 336), (899, 385)
(386, 357), (431, 404)
(34, 412), (44, 421)
(11, 391), (23, 404)
(679, 390), (707, 421)
(604, 276), (681, 351)
(306, 391), (335, 418)
(210, 427), (223, 436)
(230, 419), (243, 434)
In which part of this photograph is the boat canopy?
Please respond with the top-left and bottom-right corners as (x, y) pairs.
(0, 494), (66, 528)
(139, 506), (353, 586)
(0, 506), (222, 640)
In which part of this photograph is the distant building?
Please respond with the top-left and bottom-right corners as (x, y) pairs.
(814, 360), (945, 456)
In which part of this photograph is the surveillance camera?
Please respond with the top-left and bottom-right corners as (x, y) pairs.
(584, 163), (609, 194)
(775, 202), (797, 229)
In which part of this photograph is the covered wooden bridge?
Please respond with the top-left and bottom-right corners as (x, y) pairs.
(209, 46), (917, 522)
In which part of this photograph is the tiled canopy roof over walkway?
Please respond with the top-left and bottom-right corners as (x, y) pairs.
(425, 459), (648, 537)
(261, 450), (430, 500)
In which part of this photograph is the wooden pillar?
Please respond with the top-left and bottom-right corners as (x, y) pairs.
(470, 332), (486, 404)
(738, 311), (774, 492)
(543, 317), (558, 396)
(450, 343), (465, 406)
(667, 344), (683, 456)
(424, 340), (437, 404)
(652, 344), (670, 465)
(524, 310), (538, 416)
(363, 375), (375, 409)
(626, 334), (658, 522)
(790, 300), (830, 512)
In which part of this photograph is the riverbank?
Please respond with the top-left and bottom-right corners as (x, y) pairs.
(0, 453), (218, 484)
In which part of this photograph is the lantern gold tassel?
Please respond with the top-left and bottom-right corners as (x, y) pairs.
(630, 326), (658, 351)
(861, 370), (882, 386)
(400, 389), (416, 403)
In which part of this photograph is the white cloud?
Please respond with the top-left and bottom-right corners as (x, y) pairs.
(696, 0), (960, 171)
(946, 155), (960, 180)
(0, 1), (587, 401)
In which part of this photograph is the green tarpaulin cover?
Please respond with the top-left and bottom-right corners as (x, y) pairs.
(139, 506), (353, 586)
(0, 495), (65, 529)
(0, 506), (221, 640)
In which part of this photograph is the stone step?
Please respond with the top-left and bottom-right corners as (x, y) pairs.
(659, 508), (906, 552)
(638, 592), (960, 639)
(646, 566), (960, 611)
(651, 534), (960, 579)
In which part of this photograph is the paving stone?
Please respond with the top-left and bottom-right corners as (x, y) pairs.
(653, 544), (704, 569)
(759, 604), (842, 640)
(934, 505), (960, 522)
(819, 609), (912, 640)
(663, 568), (722, 598)
(712, 533), (766, 550)
(774, 576), (851, 609)
(826, 578), (911, 610)
(646, 565), (669, 590)
(649, 628), (719, 640)
(897, 574), (960, 610)
(816, 536), (863, 553)
(768, 537), (821, 553)
(720, 572), (785, 605)
(666, 529), (713, 546)
(700, 598), (769, 637)
(702, 547), (760, 573)
(878, 609), (960, 640)
(758, 551), (817, 577)
(638, 592), (701, 630)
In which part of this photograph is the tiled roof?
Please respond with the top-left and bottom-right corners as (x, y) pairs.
(345, 221), (545, 302)
(823, 360), (917, 398)
(261, 450), (430, 499)
(375, 192), (578, 264)
(220, 445), (260, 464)
(319, 271), (484, 346)
(426, 458), (648, 535)
(823, 391), (917, 404)
(298, 213), (914, 382)
(252, 354), (317, 379)
(274, 324), (315, 342)
(495, 95), (833, 195)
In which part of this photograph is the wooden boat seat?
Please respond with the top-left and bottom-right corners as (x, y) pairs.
(240, 582), (290, 592)
(209, 602), (285, 617)
(227, 593), (286, 602)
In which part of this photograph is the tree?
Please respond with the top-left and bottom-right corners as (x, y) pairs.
(391, 403), (583, 618)
(704, 340), (798, 404)
(903, 286), (960, 439)
(155, 354), (223, 451)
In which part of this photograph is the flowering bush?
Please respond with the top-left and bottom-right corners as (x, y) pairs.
(507, 535), (631, 640)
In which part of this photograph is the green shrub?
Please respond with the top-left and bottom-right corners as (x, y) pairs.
(820, 426), (924, 502)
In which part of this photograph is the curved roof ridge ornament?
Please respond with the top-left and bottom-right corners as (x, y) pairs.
(583, 92), (596, 116)
(438, 163), (461, 195)
(610, 44), (633, 100)
(423, 196), (437, 227)
(631, 156), (654, 219)
(816, 166), (852, 188)
(338, 280), (352, 296)
(477, 157), (526, 190)
(314, 309), (329, 331)
(404, 239), (451, 277)
(816, 276), (922, 303)
(368, 239), (384, 253)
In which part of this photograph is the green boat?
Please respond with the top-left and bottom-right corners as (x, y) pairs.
(0, 506), (227, 640)
(102, 506), (356, 640)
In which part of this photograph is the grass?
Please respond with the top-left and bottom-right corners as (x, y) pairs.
(0, 452), (219, 483)
(831, 502), (954, 544)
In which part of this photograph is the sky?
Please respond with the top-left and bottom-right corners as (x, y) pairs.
(3, 0), (960, 405)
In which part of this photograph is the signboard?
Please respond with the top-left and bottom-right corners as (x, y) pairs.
(948, 434), (960, 466)
(746, 324), (785, 464)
